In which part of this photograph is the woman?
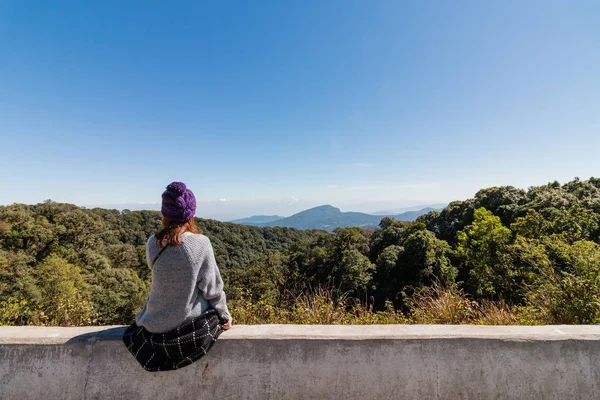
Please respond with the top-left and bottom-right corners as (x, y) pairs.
(123, 182), (232, 371)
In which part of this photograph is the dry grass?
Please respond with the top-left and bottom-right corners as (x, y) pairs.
(230, 287), (407, 325)
(229, 284), (540, 325)
(403, 284), (478, 324)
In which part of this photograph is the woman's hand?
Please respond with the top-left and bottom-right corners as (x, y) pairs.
(222, 316), (233, 330)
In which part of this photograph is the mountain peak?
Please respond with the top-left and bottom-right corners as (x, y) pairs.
(303, 205), (341, 213)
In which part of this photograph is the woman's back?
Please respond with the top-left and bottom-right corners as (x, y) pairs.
(135, 232), (229, 333)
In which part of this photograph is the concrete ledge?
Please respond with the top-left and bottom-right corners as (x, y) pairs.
(2, 325), (600, 399)
(3, 324), (600, 343)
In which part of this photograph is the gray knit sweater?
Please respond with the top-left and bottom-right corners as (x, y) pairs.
(135, 232), (230, 333)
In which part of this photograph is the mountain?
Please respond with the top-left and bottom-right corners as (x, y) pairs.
(230, 215), (284, 224)
(258, 205), (378, 231)
(234, 205), (440, 231)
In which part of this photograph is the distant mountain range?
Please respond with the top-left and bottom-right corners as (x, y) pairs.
(231, 205), (443, 231)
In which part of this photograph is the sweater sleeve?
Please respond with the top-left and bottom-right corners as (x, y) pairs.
(145, 236), (154, 270)
(196, 237), (231, 320)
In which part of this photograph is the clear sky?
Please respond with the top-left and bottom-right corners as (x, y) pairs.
(1, 1), (599, 219)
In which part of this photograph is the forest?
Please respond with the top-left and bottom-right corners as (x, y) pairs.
(1, 177), (599, 326)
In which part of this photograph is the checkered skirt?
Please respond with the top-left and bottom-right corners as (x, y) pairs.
(122, 309), (224, 372)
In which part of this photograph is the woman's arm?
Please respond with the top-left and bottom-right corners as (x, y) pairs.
(196, 236), (231, 321)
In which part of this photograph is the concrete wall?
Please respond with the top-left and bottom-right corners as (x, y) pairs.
(2, 325), (600, 400)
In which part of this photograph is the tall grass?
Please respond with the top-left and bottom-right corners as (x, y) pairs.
(229, 287), (408, 325)
(229, 284), (542, 325)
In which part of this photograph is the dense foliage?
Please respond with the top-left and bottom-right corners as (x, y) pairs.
(0, 203), (313, 325)
(1, 177), (600, 326)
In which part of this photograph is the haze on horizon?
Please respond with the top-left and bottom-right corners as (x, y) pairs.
(1, 1), (599, 219)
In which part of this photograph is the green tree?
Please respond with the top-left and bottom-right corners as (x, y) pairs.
(223, 252), (287, 305)
(87, 268), (148, 324)
(512, 207), (599, 243)
(474, 186), (527, 226)
(397, 230), (456, 287)
(527, 239), (600, 324)
(458, 207), (514, 299)
(37, 255), (94, 326)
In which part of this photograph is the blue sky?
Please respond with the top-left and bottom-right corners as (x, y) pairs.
(1, 1), (599, 219)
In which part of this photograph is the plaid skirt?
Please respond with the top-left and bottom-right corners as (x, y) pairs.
(122, 309), (224, 372)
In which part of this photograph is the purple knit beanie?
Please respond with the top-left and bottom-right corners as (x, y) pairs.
(161, 182), (196, 224)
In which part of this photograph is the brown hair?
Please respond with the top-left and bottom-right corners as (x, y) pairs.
(155, 217), (202, 248)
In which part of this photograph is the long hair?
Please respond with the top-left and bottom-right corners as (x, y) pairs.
(155, 217), (202, 248)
